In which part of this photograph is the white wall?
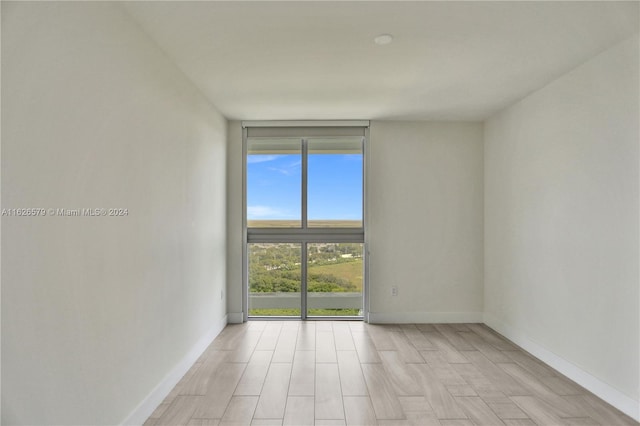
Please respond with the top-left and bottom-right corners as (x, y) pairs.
(368, 122), (484, 322)
(484, 35), (639, 418)
(1, 3), (227, 424)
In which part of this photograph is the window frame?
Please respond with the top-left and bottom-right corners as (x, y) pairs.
(242, 122), (369, 321)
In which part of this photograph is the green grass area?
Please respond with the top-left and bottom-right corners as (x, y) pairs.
(249, 308), (361, 317)
(308, 259), (363, 291)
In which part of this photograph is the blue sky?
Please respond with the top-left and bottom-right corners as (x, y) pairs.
(247, 153), (362, 221)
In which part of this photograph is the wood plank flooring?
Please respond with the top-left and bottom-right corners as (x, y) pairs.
(145, 322), (637, 426)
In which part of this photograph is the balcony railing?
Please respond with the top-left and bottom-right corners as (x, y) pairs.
(249, 292), (362, 310)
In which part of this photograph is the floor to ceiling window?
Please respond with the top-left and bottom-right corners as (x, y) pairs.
(243, 122), (368, 320)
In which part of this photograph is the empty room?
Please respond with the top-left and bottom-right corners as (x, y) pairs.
(1, 1), (638, 425)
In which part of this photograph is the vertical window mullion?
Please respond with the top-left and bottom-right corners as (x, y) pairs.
(301, 139), (308, 318)
(301, 138), (308, 229)
(301, 241), (308, 320)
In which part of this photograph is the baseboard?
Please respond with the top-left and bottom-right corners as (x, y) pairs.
(121, 314), (228, 425)
(227, 311), (244, 324)
(368, 311), (483, 324)
(484, 314), (640, 422)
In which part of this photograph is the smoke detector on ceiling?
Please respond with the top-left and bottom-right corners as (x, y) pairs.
(374, 34), (394, 45)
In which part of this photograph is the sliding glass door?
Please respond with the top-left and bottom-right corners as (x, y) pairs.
(244, 124), (367, 320)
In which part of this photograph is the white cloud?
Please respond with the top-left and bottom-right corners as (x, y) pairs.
(247, 155), (278, 164)
(247, 205), (282, 218)
(268, 160), (301, 176)
(268, 167), (292, 176)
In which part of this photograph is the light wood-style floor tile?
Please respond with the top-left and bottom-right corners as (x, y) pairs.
(157, 396), (202, 426)
(348, 321), (366, 331)
(361, 363), (405, 420)
(352, 331), (382, 364)
(421, 331), (469, 364)
(193, 363), (246, 419)
(376, 420), (412, 426)
(563, 394), (637, 426)
(458, 331), (512, 363)
(220, 396), (259, 426)
(315, 363), (344, 420)
(250, 419), (282, 426)
(415, 324), (436, 332)
(510, 395), (571, 426)
(399, 324), (435, 351)
(419, 351), (467, 386)
(396, 395), (432, 413)
(463, 351), (529, 396)
(433, 324), (476, 351)
(564, 417), (601, 425)
(410, 363), (467, 420)
(438, 420), (475, 426)
(150, 402), (171, 419)
(498, 362), (583, 417)
(148, 322), (636, 426)
(455, 396), (505, 426)
(486, 401), (529, 419)
(398, 396), (440, 426)
(210, 325), (247, 350)
(446, 385), (478, 397)
(337, 350), (369, 396)
(296, 322), (316, 351)
(316, 321), (333, 331)
(539, 375), (584, 396)
(315, 420), (346, 426)
(225, 330), (263, 363)
(188, 419), (220, 426)
(289, 350), (315, 396)
(272, 324), (298, 363)
(466, 324), (518, 351)
(502, 419), (537, 426)
(343, 396), (378, 426)
(170, 362), (204, 401)
(182, 353), (228, 395)
(503, 350), (558, 378)
(367, 325), (398, 351)
(235, 351), (273, 396)
(378, 351), (423, 396)
(333, 322), (356, 351)
(256, 322), (283, 351)
(450, 362), (504, 398)
(283, 396), (314, 426)
(316, 330), (338, 363)
(388, 331), (424, 363)
(254, 363), (292, 419)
